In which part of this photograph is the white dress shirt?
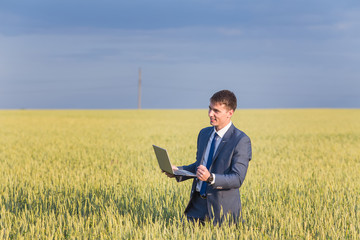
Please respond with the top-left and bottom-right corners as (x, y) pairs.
(196, 121), (232, 192)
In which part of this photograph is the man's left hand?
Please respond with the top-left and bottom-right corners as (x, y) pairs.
(197, 165), (210, 181)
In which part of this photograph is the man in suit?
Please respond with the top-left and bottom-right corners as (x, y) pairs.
(165, 90), (252, 225)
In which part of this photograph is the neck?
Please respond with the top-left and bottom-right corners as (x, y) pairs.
(215, 121), (231, 132)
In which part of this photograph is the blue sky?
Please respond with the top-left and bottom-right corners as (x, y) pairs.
(1, 0), (359, 109)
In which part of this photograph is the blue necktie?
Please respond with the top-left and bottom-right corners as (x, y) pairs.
(200, 132), (218, 197)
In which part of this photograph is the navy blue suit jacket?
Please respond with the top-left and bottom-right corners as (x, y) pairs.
(178, 124), (252, 224)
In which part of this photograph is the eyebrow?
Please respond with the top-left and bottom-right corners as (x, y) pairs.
(209, 106), (220, 112)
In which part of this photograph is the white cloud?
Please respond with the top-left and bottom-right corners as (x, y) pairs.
(216, 28), (242, 36)
(1, 8), (359, 108)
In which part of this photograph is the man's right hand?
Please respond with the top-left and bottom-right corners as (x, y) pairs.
(163, 165), (179, 178)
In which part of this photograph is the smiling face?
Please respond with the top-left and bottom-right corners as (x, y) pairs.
(208, 101), (234, 131)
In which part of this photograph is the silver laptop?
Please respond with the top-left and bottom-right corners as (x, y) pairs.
(152, 145), (196, 177)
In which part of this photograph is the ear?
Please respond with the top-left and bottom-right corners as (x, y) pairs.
(227, 109), (234, 118)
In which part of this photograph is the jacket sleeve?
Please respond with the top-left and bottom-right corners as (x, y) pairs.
(175, 162), (197, 182)
(212, 135), (252, 189)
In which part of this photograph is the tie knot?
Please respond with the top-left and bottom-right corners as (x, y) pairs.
(213, 132), (218, 140)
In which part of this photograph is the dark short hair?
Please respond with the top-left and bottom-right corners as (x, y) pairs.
(210, 90), (237, 111)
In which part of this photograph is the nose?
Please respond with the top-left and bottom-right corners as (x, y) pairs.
(208, 109), (214, 117)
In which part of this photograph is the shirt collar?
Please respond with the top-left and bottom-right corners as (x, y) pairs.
(214, 121), (232, 138)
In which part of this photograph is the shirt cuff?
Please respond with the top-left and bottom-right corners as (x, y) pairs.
(210, 173), (215, 185)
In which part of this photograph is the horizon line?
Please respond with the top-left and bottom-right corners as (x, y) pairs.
(1, 107), (359, 111)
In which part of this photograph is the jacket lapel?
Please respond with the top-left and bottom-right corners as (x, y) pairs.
(211, 124), (234, 165)
(200, 128), (214, 165)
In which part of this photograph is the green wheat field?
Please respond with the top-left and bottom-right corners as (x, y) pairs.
(0, 109), (359, 239)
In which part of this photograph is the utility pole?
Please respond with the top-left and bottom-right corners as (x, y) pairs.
(138, 68), (141, 109)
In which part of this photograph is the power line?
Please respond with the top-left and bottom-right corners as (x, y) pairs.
(138, 68), (141, 109)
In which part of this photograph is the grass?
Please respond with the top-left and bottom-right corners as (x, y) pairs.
(0, 109), (359, 239)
